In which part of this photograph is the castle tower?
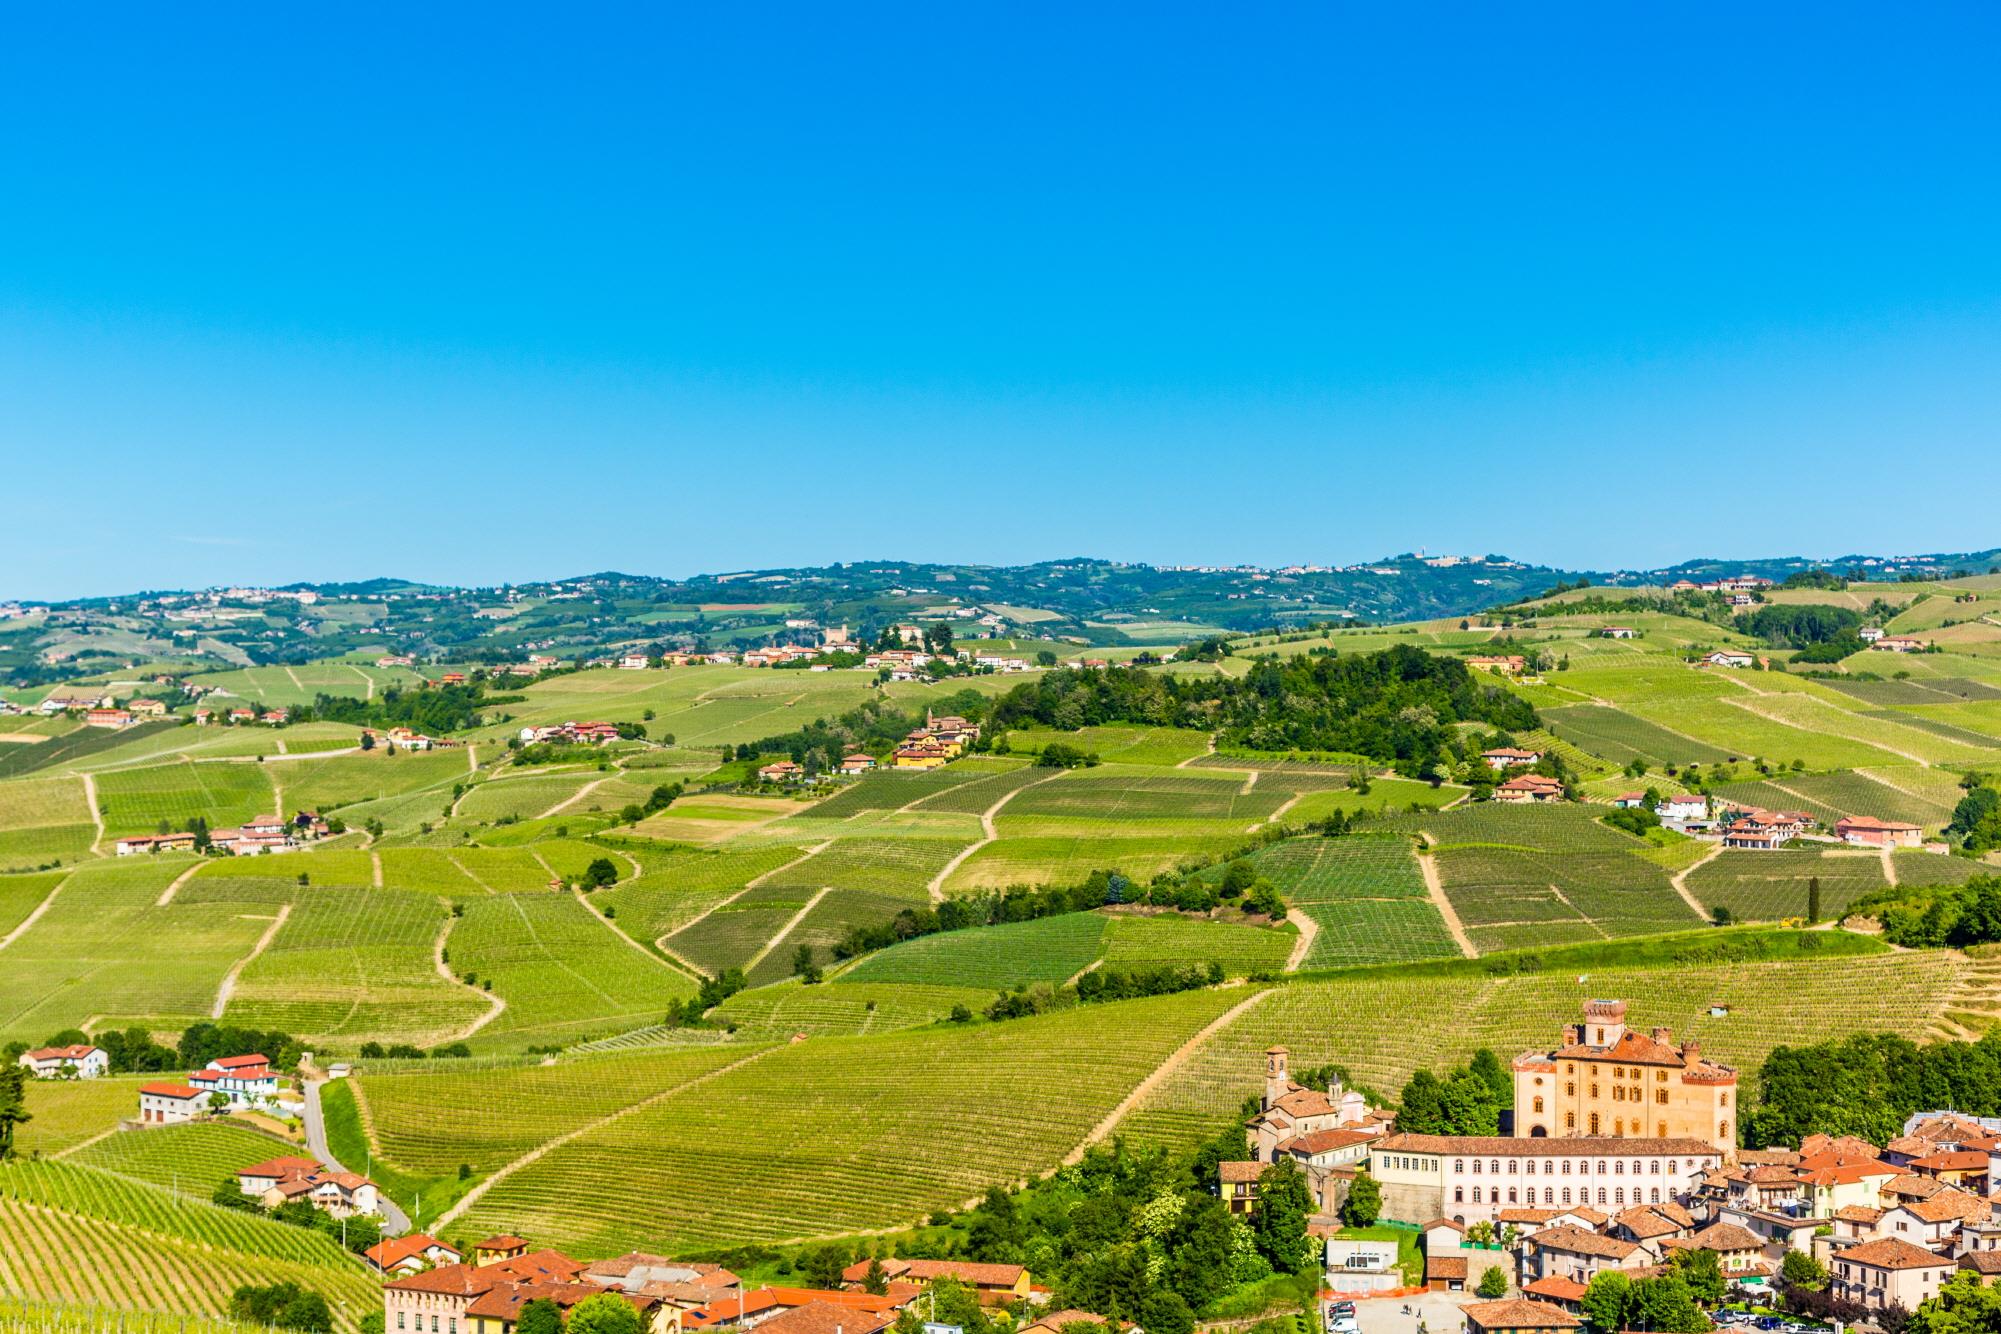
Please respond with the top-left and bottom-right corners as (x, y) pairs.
(1264, 1045), (1291, 1110)
(1582, 998), (1628, 1048)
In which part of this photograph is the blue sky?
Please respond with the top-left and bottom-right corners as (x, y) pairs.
(4, 4), (1999, 598)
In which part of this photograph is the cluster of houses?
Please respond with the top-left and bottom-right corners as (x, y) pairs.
(115, 810), (332, 857)
(1225, 1003), (2001, 1326)
(16, 1042), (111, 1079)
(136, 1053), (283, 1122)
(1635, 793), (1939, 854)
(1477, 748), (1566, 804)
(519, 721), (622, 746)
(30, 689), (179, 727)
(755, 715), (983, 786)
(380, 1233), (1042, 1334)
(1669, 576), (1775, 596)
(235, 1153), (380, 1218)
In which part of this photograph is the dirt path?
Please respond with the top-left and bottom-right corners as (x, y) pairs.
(1250, 793), (1302, 833)
(1284, 908), (1319, 971)
(82, 773), (104, 855)
(1240, 769), (1260, 796)
(926, 772), (1059, 901)
(156, 861), (203, 906)
(1064, 986), (1275, 1161)
(1883, 847), (1899, 887)
(540, 777), (608, 820)
(0, 872), (71, 950)
(434, 1043), (781, 1232)
(212, 904), (292, 1018)
(1415, 833), (1476, 958)
(1670, 844), (1723, 920)
(348, 664), (376, 699)
(744, 886), (832, 974)
(1175, 734), (1220, 769)
(1544, 882), (1608, 938)
(371, 851), (384, 887)
(432, 904), (507, 1041)
(570, 883), (704, 981)
(660, 843), (829, 954)
(466, 745), (478, 772)
(271, 775), (285, 818)
(283, 666), (305, 693)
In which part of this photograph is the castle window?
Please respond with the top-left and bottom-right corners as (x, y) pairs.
(1455, 1160), (1464, 1173)
(1615, 1188), (1625, 1204)
(1507, 1159), (1517, 1174)
(1566, 1082), (1575, 1097)
(1491, 1161), (1501, 1175)
(1526, 1160), (1536, 1175)
(1472, 1187), (1482, 1203)
(1614, 1160), (1624, 1174)
(1533, 1096), (1544, 1114)
(1596, 1160), (1607, 1174)
(1597, 1188), (1607, 1204)
(1455, 1187), (1464, 1203)
(1668, 1161), (1677, 1174)
(1613, 1066), (1623, 1077)
(1722, 1092), (1731, 1107)
(1509, 1188), (1518, 1203)
(1471, 1160), (1481, 1174)
(1561, 1160), (1571, 1175)
(1720, 1121), (1729, 1140)
(1565, 1113), (1576, 1131)
(1544, 1187), (1554, 1204)
(1589, 1114), (1600, 1134)
(1651, 1188), (1661, 1203)
(1591, 1084), (1600, 1099)
(1565, 1063), (1575, 1074)
(1650, 1160), (1659, 1174)
(1562, 1187), (1572, 1204)
(1657, 1070), (1666, 1081)
(1657, 1090), (1667, 1105)
(1657, 1122), (1666, 1137)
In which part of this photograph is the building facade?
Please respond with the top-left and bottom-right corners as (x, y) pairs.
(1367, 1134), (1722, 1228)
(1511, 1000), (1739, 1153)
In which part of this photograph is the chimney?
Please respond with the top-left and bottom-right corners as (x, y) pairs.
(1653, 1027), (1673, 1043)
(1564, 1024), (1579, 1045)
(1684, 1040), (1701, 1068)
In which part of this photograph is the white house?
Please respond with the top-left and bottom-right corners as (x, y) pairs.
(618, 654), (650, 670)
(1655, 795), (1708, 823)
(18, 1044), (109, 1079)
(1859, 628), (1886, 643)
(138, 1080), (207, 1124)
(188, 1054), (281, 1107)
(1702, 650), (1756, 668)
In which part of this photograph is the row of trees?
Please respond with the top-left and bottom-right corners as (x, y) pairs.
(1853, 875), (2001, 948)
(1744, 1028), (2001, 1147)
(306, 681), (515, 735)
(1394, 1049), (1514, 1135)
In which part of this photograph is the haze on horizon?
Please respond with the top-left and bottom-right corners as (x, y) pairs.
(4, 4), (2000, 600)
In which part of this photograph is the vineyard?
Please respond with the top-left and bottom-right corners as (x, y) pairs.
(447, 987), (1246, 1253)
(1119, 946), (1966, 1147)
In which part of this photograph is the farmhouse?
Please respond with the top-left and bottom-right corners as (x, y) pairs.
(85, 707), (136, 729)
(366, 1234), (464, 1275)
(1702, 650), (1756, 668)
(1467, 655), (1527, 675)
(377, 655), (415, 667)
(1835, 816), (1925, 849)
(757, 760), (804, 783)
(128, 696), (169, 717)
(1874, 637), (1930, 654)
(1654, 795), (1707, 823)
(1480, 747), (1543, 771)
(115, 831), (199, 856)
(1611, 793), (1646, 809)
(17, 1043), (108, 1079)
(1495, 774), (1565, 804)
(440, 672), (468, 685)
(1858, 628), (1885, 643)
(893, 739), (950, 769)
(1599, 627), (1640, 639)
(839, 753), (876, 774)
(187, 1053), (280, 1107)
(1511, 999), (1739, 1152)
(385, 727), (436, 750)
(137, 1081), (206, 1124)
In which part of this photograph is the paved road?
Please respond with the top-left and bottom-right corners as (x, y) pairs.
(302, 1078), (412, 1236)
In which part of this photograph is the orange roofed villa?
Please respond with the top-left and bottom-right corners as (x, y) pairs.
(1513, 999), (1738, 1153)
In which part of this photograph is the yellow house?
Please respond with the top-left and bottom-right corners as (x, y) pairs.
(473, 1234), (532, 1267)
(893, 744), (949, 770)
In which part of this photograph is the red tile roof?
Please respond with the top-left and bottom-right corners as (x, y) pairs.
(1462, 1298), (1582, 1331)
(139, 1081), (203, 1099)
(752, 1302), (894, 1334)
(1522, 1277), (1588, 1303)
(1836, 1238), (1956, 1270)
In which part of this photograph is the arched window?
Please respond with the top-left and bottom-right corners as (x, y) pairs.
(1561, 1160), (1571, 1175)
(1509, 1188), (1518, 1204)
(1614, 1119), (1624, 1137)
(1533, 1096), (1544, 1114)
(1526, 1160), (1537, 1175)
(1562, 1188), (1572, 1205)
(1722, 1091), (1731, 1107)
(1566, 1082), (1576, 1097)
(1720, 1120), (1729, 1140)
(1597, 1187), (1607, 1205)
(1650, 1160), (1660, 1174)
(1455, 1187), (1464, 1203)
(1472, 1186), (1482, 1203)
(1565, 1113), (1576, 1130)
(1668, 1161), (1677, 1175)
(1615, 1160), (1625, 1175)
(1591, 1083), (1600, 1099)
(1589, 1113), (1600, 1135)
(1658, 1121), (1668, 1136)
(1615, 1188), (1625, 1204)
(1491, 1160), (1501, 1175)
(1596, 1160), (1607, 1175)
(1651, 1188), (1661, 1203)
(1507, 1159), (1517, 1174)
(1544, 1187), (1554, 1204)
(1656, 1090), (1668, 1105)
(1455, 1160), (1465, 1173)
(1471, 1160), (1481, 1174)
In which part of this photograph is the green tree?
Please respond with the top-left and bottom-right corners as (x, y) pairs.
(1808, 875), (1822, 924)
(517, 1300), (565, 1334)
(1468, 1048), (1512, 1106)
(1169, 1195), (1235, 1310)
(862, 1257), (889, 1295)
(0, 1063), (31, 1159)
(1581, 1271), (1633, 1332)
(1250, 1155), (1313, 1273)
(1141, 1291), (1195, 1334)
(1477, 1267), (1509, 1299)
(566, 1293), (644, 1334)
(1781, 1250), (1828, 1292)
(1672, 1247), (1725, 1306)
(1626, 1274), (1709, 1333)
(800, 1242), (852, 1289)
(581, 858), (619, 890)
(1909, 1271), (2001, 1334)
(1340, 1169), (1381, 1226)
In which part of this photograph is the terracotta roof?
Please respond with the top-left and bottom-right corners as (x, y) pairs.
(478, 1234), (529, 1249)
(238, 1156), (322, 1179)
(1835, 1206), (1886, 1224)
(1422, 1217), (1464, 1232)
(1219, 1161), (1270, 1184)
(385, 1263), (510, 1298)
(753, 1302), (895, 1334)
(1885, 1174), (1948, 1199)
(1531, 1225), (1641, 1260)
(1909, 1151), (1989, 1172)
(467, 1283), (656, 1322)
(1738, 1148), (1804, 1167)
(1461, 1298), (1582, 1331)
(1898, 1189), (1990, 1224)
(365, 1234), (456, 1270)
(1522, 1277), (1588, 1303)
(1798, 1160), (1896, 1186)
(1426, 1256), (1468, 1281)
(1281, 1128), (1381, 1155)
(1372, 1133), (1718, 1156)
(1665, 1222), (1763, 1252)
(1836, 1238), (1956, 1270)
(1546, 1029), (1692, 1067)
(838, 1258), (1026, 1288)
(23, 1044), (100, 1061)
(139, 1081), (203, 1099)
(1268, 1087), (1345, 1119)
(1022, 1312), (1107, 1334)
(1496, 1208), (1561, 1224)
(1613, 1208), (1683, 1240)
(1960, 1253), (2001, 1276)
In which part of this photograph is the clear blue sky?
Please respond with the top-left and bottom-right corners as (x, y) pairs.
(5, 4), (1999, 598)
